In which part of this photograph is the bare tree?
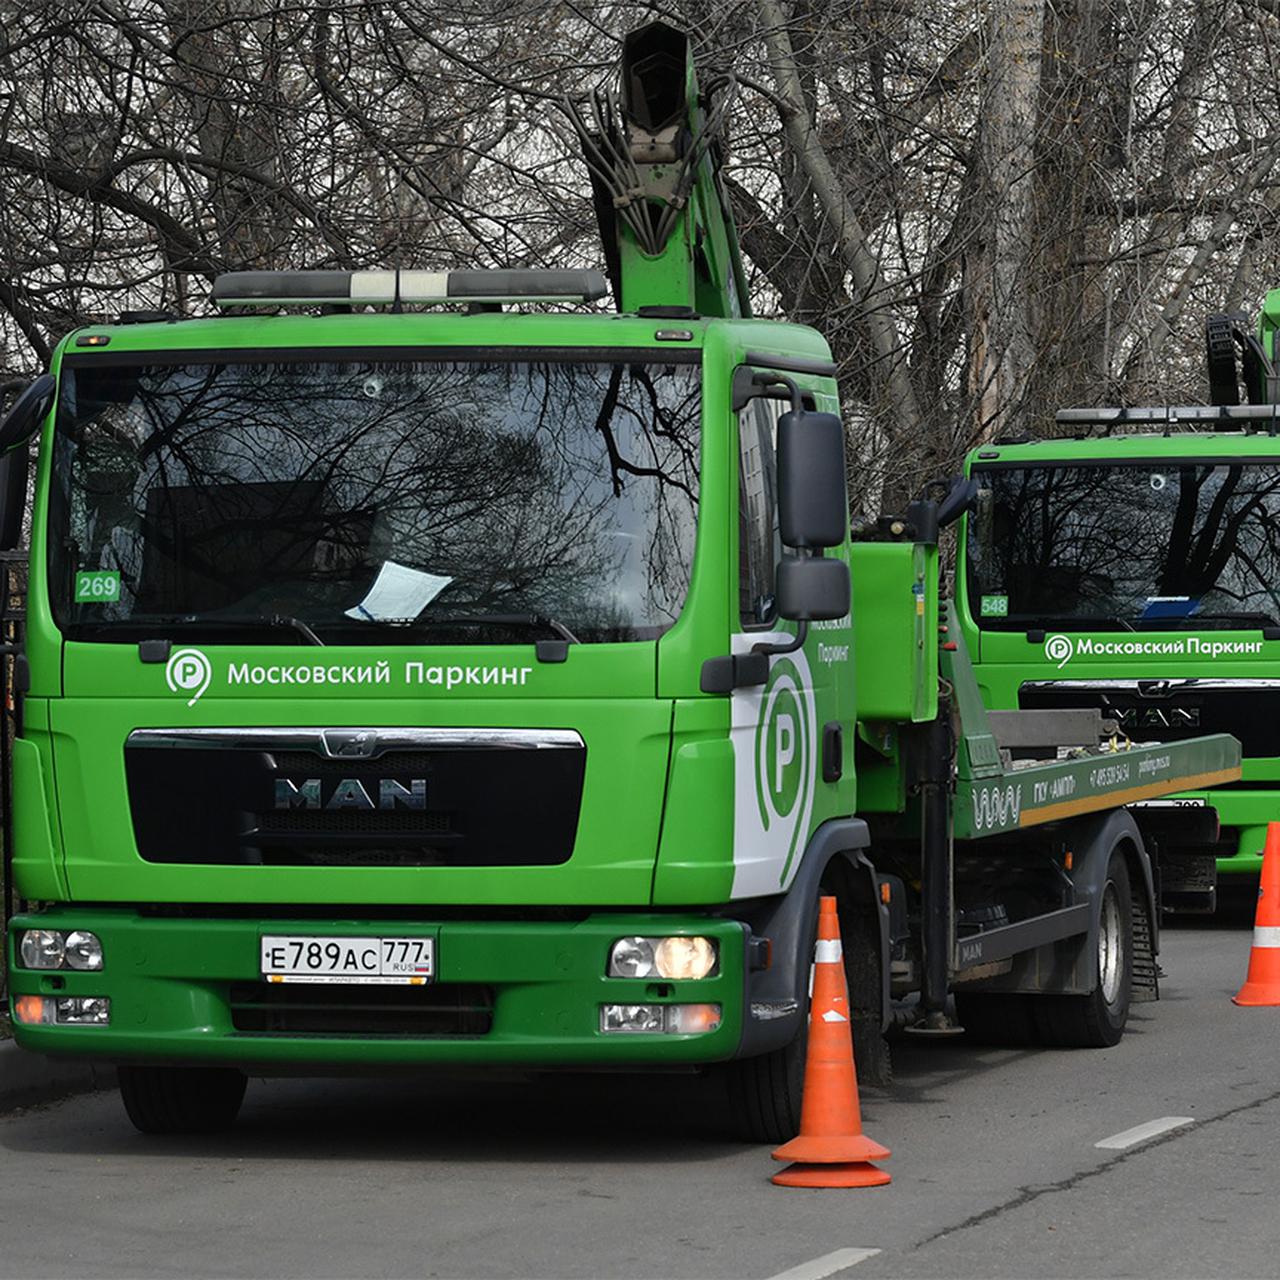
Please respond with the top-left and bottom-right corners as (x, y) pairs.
(6, 1), (1280, 508)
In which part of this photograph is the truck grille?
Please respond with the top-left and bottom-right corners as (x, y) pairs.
(1019, 680), (1280, 757)
(125, 728), (585, 867)
(228, 981), (494, 1037)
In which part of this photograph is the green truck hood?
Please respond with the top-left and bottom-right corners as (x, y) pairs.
(48, 640), (675, 906)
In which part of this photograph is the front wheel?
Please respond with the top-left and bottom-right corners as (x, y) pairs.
(1034, 849), (1133, 1048)
(717, 1018), (807, 1144)
(118, 1066), (247, 1135)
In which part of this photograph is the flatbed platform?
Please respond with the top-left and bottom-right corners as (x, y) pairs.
(955, 735), (1241, 839)
(940, 604), (1242, 840)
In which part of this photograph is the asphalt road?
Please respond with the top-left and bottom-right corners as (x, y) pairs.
(1, 891), (1274, 1280)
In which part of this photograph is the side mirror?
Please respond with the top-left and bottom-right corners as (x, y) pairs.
(0, 374), (53, 552)
(776, 555), (850, 621)
(935, 474), (979, 528)
(0, 447), (29, 551)
(0, 374), (55, 453)
(777, 409), (846, 548)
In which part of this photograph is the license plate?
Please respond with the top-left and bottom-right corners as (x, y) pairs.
(1130, 798), (1207, 808)
(260, 935), (434, 984)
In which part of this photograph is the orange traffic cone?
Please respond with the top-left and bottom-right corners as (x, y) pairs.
(1234, 822), (1280, 1006)
(771, 896), (891, 1188)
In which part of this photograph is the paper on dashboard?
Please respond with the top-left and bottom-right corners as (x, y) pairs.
(345, 561), (453, 622)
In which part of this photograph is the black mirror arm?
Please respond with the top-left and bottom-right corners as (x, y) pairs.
(751, 618), (808, 658)
(0, 373), (55, 453)
(736, 369), (803, 414)
(928, 475), (979, 529)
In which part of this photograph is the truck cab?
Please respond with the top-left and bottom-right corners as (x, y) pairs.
(959, 422), (1280, 903)
(3, 259), (874, 1138)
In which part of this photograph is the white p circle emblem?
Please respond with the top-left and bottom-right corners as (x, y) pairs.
(165, 647), (212, 706)
(774, 714), (796, 794)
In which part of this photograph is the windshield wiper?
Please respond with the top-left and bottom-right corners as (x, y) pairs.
(447, 614), (581, 645)
(1184, 611), (1280, 630)
(360, 612), (581, 644)
(1010, 615), (1136, 633)
(140, 614), (326, 645)
(352, 611), (582, 662)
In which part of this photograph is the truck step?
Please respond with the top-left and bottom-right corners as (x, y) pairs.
(1131, 899), (1159, 1003)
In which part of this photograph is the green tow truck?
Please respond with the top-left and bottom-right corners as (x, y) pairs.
(2, 24), (1242, 1135)
(961, 298), (1280, 910)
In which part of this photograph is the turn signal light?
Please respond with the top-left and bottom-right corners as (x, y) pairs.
(13, 995), (53, 1026)
(11, 995), (109, 1026)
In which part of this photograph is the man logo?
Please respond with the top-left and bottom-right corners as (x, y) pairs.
(274, 777), (427, 811)
(165, 647), (212, 706)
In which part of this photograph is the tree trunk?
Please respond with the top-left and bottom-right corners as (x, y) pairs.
(966, 0), (1044, 441)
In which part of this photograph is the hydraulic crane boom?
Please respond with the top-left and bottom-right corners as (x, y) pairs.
(563, 22), (752, 318)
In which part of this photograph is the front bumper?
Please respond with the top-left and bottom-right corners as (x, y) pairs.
(1174, 789), (1274, 876)
(7, 908), (745, 1068)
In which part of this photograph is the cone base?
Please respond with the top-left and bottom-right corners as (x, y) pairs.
(771, 1160), (891, 1189)
(772, 1132), (891, 1164)
(1233, 981), (1280, 1006)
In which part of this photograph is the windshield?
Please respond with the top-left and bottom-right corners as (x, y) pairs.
(967, 460), (1280, 631)
(49, 354), (701, 645)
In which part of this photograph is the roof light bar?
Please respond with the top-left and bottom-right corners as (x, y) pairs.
(212, 268), (608, 308)
(1056, 405), (1280, 426)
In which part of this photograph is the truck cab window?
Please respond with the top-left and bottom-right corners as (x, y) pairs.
(738, 398), (783, 628)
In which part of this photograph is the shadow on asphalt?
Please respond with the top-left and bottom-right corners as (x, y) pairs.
(1, 1067), (762, 1162)
(2, 891), (1259, 1163)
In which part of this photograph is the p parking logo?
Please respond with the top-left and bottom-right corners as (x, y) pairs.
(1044, 634), (1074, 668)
(165, 648), (212, 706)
(753, 655), (816, 886)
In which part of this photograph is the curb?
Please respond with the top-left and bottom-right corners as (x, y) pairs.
(0, 1038), (116, 1112)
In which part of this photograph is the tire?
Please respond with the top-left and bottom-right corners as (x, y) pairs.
(1034, 850), (1133, 1048)
(718, 884), (820, 1144)
(719, 1016), (807, 1144)
(118, 1066), (247, 1135)
(954, 992), (1039, 1046)
(718, 872), (886, 1141)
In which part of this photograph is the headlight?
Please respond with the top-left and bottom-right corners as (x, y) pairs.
(64, 931), (104, 971)
(608, 935), (718, 979)
(654, 936), (717, 980)
(19, 929), (65, 970)
(608, 937), (656, 978)
(18, 929), (103, 971)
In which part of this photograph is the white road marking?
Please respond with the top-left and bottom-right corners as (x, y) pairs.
(1095, 1116), (1195, 1150)
(767, 1247), (881, 1280)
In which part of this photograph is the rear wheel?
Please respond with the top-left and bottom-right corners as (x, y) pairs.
(1034, 850), (1133, 1048)
(118, 1066), (247, 1135)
